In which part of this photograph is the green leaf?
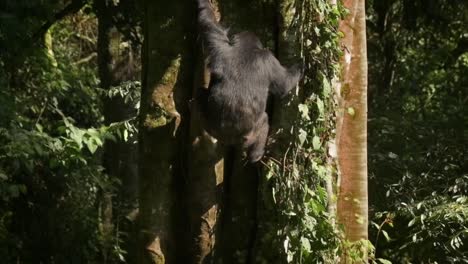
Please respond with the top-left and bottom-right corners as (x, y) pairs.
(416, 202), (423, 210)
(69, 127), (85, 148)
(298, 129), (307, 145)
(94, 135), (103, 146)
(272, 187), (276, 204)
(317, 98), (325, 116)
(123, 129), (129, 141)
(322, 75), (331, 98)
(371, 222), (380, 230)
(377, 258), (392, 264)
(382, 230), (391, 241)
(312, 136), (321, 150)
(298, 104), (310, 120)
(301, 237), (311, 253)
(347, 107), (355, 116)
(35, 123), (43, 133)
(266, 168), (274, 180)
(86, 139), (98, 154)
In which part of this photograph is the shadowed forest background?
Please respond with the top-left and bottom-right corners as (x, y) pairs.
(0, 0), (466, 263)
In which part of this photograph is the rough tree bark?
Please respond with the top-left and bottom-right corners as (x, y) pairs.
(212, 1), (276, 263)
(137, 0), (195, 263)
(95, 1), (141, 262)
(335, 0), (368, 261)
(187, 1), (224, 262)
(137, 0), (316, 263)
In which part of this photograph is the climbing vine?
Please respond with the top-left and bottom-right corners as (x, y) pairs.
(259, 1), (345, 263)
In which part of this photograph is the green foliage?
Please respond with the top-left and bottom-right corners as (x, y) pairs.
(367, 0), (468, 262)
(260, 1), (346, 263)
(0, 0), (142, 260)
(102, 81), (141, 141)
(0, 8), (135, 262)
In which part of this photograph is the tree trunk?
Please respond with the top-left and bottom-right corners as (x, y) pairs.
(137, 0), (195, 263)
(95, 1), (141, 262)
(138, 1), (344, 263)
(336, 0), (368, 261)
(187, 5), (224, 260)
(212, 1), (276, 263)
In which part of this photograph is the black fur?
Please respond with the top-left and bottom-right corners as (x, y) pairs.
(196, 0), (303, 162)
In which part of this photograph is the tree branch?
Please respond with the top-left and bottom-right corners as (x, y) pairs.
(31, 0), (87, 42)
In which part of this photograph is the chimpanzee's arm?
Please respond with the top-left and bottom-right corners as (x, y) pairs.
(197, 0), (230, 53)
(263, 51), (303, 97)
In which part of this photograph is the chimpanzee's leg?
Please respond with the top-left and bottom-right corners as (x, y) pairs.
(194, 87), (216, 135)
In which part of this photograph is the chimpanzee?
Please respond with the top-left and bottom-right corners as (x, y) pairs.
(196, 0), (303, 162)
